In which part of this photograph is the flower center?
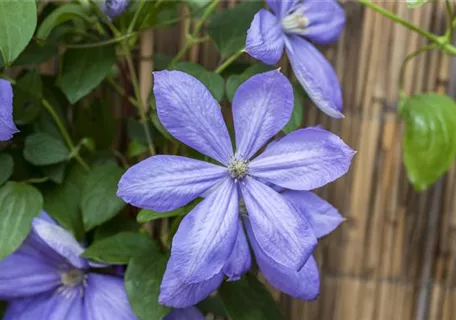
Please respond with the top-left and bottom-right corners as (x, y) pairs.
(57, 269), (87, 299)
(281, 8), (309, 35)
(227, 156), (249, 180)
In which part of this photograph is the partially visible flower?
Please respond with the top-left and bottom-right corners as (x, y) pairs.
(246, 0), (345, 118)
(0, 212), (137, 319)
(102, 0), (129, 18)
(0, 79), (18, 141)
(165, 307), (205, 320)
(117, 70), (354, 307)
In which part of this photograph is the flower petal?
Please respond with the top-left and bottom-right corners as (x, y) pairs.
(246, 9), (285, 65)
(117, 155), (228, 212)
(160, 264), (224, 308)
(0, 79), (18, 141)
(300, 0), (345, 44)
(246, 219), (319, 300)
(165, 307), (205, 320)
(282, 190), (344, 238)
(0, 253), (59, 299)
(85, 274), (137, 320)
(222, 221), (251, 281)
(31, 217), (88, 269)
(154, 70), (233, 165)
(250, 127), (354, 190)
(233, 70), (293, 159)
(3, 291), (84, 320)
(240, 177), (317, 270)
(285, 35), (344, 118)
(266, 0), (299, 18)
(168, 178), (238, 283)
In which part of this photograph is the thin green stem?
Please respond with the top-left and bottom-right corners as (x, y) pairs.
(397, 44), (437, 114)
(41, 99), (90, 172)
(359, 0), (456, 55)
(36, 33), (136, 49)
(168, 0), (220, 68)
(446, 0), (454, 41)
(21, 177), (50, 184)
(128, 0), (145, 34)
(106, 76), (141, 107)
(215, 49), (245, 74)
(121, 41), (156, 156)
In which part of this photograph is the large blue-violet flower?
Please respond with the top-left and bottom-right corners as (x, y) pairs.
(0, 212), (137, 319)
(0, 79), (18, 141)
(246, 0), (345, 118)
(117, 70), (354, 308)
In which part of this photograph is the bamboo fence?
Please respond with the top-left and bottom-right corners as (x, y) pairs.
(146, 1), (456, 319)
(36, 1), (456, 319)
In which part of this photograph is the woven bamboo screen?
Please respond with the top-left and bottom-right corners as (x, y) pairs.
(138, 1), (456, 319)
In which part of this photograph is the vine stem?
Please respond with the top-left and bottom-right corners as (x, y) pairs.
(359, 0), (456, 55)
(215, 49), (245, 74)
(168, 0), (220, 68)
(41, 99), (90, 172)
(35, 33), (137, 49)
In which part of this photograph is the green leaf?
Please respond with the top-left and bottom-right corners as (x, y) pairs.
(225, 63), (275, 102)
(43, 164), (87, 240)
(23, 133), (70, 166)
(81, 163), (126, 231)
(137, 198), (199, 223)
(37, 3), (91, 40)
(407, 0), (428, 8)
(41, 162), (67, 184)
(0, 0), (37, 66)
(82, 232), (158, 264)
(207, 1), (262, 58)
(59, 45), (116, 103)
(283, 86), (305, 134)
(402, 93), (456, 191)
(220, 275), (283, 320)
(125, 250), (170, 320)
(0, 153), (14, 186)
(198, 296), (227, 317)
(93, 213), (140, 241)
(13, 70), (43, 125)
(127, 139), (147, 158)
(0, 182), (43, 260)
(174, 62), (225, 101)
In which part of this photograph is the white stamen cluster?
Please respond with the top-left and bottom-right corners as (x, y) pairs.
(227, 156), (249, 180)
(281, 8), (309, 35)
(57, 269), (88, 299)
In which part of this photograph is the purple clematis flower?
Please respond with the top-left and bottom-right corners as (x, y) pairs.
(246, 0), (345, 118)
(164, 307), (205, 320)
(0, 79), (18, 141)
(102, 0), (129, 18)
(117, 70), (354, 307)
(0, 212), (137, 319)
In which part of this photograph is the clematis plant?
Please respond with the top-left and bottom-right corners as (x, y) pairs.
(117, 70), (354, 307)
(0, 79), (18, 141)
(246, 0), (345, 118)
(101, 0), (130, 18)
(0, 212), (137, 319)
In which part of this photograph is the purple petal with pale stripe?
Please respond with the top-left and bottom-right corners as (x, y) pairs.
(266, 0), (299, 18)
(246, 218), (319, 300)
(0, 253), (59, 299)
(223, 221), (251, 281)
(285, 35), (343, 118)
(3, 291), (84, 320)
(31, 217), (88, 269)
(85, 274), (137, 320)
(165, 307), (205, 320)
(250, 127), (354, 190)
(117, 155), (227, 212)
(300, 0), (345, 44)
(233, 70), (293, 159)
(0, 79), (18, 141)
(240, 177), (317, 270)
(154, 71), (233, 165)
(282, 190), (344, 238)
(160, 263), (224, 308)
(168, 178), (238, 283)
(246, 9), (285, 65)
